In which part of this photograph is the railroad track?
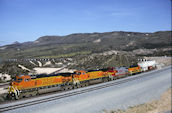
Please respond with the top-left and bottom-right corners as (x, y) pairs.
(0, 67), (169, 112)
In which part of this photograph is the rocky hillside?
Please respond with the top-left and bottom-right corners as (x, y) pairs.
(69, 50), (138, 70)
(0, 50), (138, 76)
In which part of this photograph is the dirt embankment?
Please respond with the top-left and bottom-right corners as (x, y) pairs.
(105, 88), (171, 113)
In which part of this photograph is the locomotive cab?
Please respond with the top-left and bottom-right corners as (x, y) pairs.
(128, 65), (141, 75)
(8, 75), (31, 100)
(12, 75), (31, 87)
(13, 75), (24, 85)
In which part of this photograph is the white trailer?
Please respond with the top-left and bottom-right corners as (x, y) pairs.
(138, 60), (157, 72)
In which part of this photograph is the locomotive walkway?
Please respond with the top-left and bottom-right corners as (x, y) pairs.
(0, 66), (171, 113)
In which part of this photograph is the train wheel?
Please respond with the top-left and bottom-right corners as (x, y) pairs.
(126, 74), (129, 77)
(111, 77), (115, 81)
(102, 79), (105, 82)
(73, 85), (77, 89)
(25, 92), (31, 98)
(67, 86), (72, 90)
(69, 86), (73, 90)
(114, 77), (118, 80)
(33, 91), (38, 96)
(6, 94), (13, 100)
(108, 78), (111, 81)
(61, 87), (66, 91)
(65, 87), (68, 91)
(85, 82), (89, 86)
(18, 93), (24, 99)
(77, 84), (81, 88)
(29, 94), (32, 97)
(83, 83), (87, 87)
(103, 78), (108, 82)
(81, 84), (85, 87)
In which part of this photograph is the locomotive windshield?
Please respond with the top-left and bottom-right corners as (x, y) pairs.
(74, 72), (81, 75)
(129, 65), (138, 68)
(15, 78), (23, 83)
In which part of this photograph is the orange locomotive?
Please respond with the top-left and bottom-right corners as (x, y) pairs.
(128, 65), (142, 75)
(8, 70), (110, 99)
(8, 73), (73, 99)
(72, 69), (110, 87)
(8, 65), (142, 100)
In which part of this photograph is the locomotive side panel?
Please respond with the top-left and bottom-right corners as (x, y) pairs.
(115, 67), (129, 78)
(87, 70), (108, 84)
(87, 71), (105, 79)
(128, 65), (141, 75)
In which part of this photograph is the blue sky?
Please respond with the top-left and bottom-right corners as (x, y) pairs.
(0, 0), (171, 45)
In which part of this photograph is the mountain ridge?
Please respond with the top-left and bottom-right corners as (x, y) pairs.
(1, 30), (171, 47)
(0, 30), (171, 60)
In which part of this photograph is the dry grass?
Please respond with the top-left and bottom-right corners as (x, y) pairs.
(104, 88), (171, 113)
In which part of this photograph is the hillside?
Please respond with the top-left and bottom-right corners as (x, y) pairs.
(0, 31), (171, 60)
(0, 31), (171, 77)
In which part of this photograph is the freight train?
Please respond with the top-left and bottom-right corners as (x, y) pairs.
(7, 60), (156, 100)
